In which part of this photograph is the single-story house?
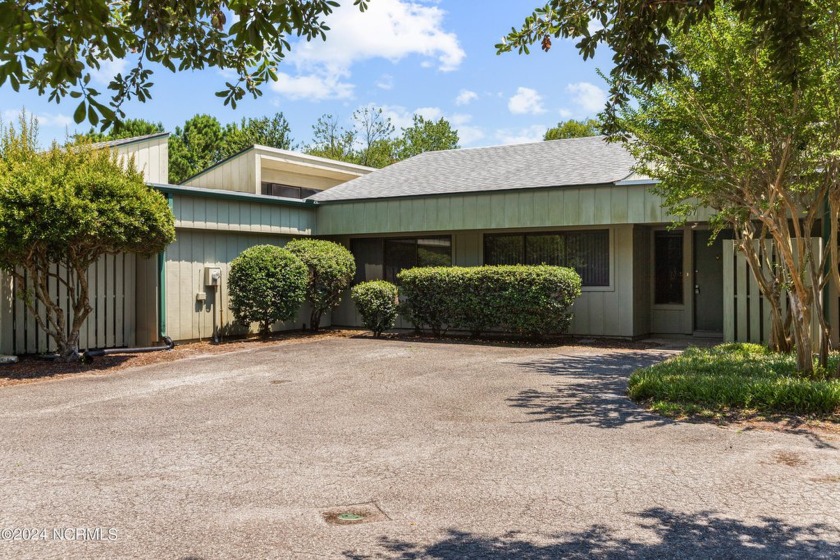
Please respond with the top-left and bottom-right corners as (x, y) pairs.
(1, 133), (832, 355)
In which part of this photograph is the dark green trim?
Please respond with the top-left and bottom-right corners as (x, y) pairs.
(150, 183), (316, 208)
(158, 194), (173, 338)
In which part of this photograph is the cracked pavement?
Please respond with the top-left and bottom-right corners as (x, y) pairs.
(0, 337), (838, 559)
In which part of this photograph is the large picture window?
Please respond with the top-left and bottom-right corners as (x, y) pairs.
(654, 231), (684, 304)
(484, 230), (610, 287)
(350, 236), (452, 283)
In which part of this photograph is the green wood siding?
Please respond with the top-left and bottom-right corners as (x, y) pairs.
(314, 185), (714, 236)
(172, 194), (316, 236)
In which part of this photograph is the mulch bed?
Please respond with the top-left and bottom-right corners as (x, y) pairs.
(0, 329), (362, 388)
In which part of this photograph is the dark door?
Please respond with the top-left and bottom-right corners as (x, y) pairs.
(693, 230), (724, 333)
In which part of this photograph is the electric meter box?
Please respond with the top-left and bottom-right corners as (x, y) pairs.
(204, 267), (221, 287)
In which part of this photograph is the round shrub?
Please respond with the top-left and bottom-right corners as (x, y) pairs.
(351, 281), (399, 337)
(228, 245), (307, 336)
(285, 238), (356, 331)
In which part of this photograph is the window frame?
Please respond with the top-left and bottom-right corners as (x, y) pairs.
(482, 228), (614, 291)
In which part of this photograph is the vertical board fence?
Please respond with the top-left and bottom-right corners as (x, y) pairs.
(0, 253), (136, 355)
(723, 238), (823, 345)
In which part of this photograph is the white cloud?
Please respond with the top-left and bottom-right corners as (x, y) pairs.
(3, 110), (72, 129)
(508, 87), (545, 115)
(271, 71), (354, 101)
(90, 58), (127, 85)
(565, 82), (607, 114)
(495, 125), (547, 145)
(376, 74), (395, 90)
(455, 89), (478, 106)
(450, 113), (484, 146)
(415, 106), (443, 120)
(274, 0), (464, 100)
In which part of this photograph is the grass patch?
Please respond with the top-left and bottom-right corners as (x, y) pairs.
(628, 343), (840, 418)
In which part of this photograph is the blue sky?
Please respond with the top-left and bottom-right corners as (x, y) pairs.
(0, 1), (613, 148)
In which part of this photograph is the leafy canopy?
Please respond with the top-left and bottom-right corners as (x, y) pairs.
(0, 0), (369, 128)
(285, 239), (356, 331)
(397, 115), (460, 159)
(498, 1), (818, 131)
(544, 118), (600, 141)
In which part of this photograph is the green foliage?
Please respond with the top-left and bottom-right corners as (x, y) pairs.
(544, 118), (600, 140)
(628, 344), (840, 417)
(77, 118), (165, 143)
(498, 1), (816, 132)
(228, 245), (307, 337)
(169, 114), (225, 184)
(397, 266), (582, 338)
(0, 1), (370, 127)
(397, 115), (460, 159)
(285, 239), (356, 331)
(221, 112), (294, 160)
(0, 112), (175, 359)
(351, 281), (399, 337)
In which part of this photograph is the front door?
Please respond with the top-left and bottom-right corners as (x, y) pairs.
(693, 230), (724, 333)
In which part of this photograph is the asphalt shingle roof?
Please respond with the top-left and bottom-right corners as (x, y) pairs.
(309, 136), (639, 202)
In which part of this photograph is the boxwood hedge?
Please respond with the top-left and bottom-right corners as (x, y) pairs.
(396, 265), (582, 337)
(351, 280), (400, 337)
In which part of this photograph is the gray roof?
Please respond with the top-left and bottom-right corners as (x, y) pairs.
(309, 136), (644, 202)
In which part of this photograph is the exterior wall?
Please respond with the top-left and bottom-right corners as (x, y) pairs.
(315, 184), (714, 236)
(260, 166), (347, 192)
(633, 226), (652, 336)
(184, 150), (258, 193)
(113, 136), (169, 183)
(155, 188), (320, 343)
(329, 224), (643, 338)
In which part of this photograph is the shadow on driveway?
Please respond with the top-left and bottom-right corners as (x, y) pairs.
(343, 507), (840, 559)
(507, 351), (673, 429)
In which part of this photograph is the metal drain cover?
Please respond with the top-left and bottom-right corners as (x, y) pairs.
(321, 502), (389, 526)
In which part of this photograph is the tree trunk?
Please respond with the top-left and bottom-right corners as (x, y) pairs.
(310, 308), (322, 331)
(787, 291), (814, 374)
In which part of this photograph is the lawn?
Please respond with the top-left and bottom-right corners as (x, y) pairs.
(628, 343), (840, 418)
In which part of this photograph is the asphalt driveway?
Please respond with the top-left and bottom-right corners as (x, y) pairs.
(0, 337), (838, 559)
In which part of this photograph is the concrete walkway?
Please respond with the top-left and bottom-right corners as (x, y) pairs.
(0, 337), (837, 559)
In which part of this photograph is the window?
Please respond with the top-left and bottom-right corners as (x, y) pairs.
(654, 231), (684, 304)
(261, 182), (319, 199)
(484, 230), (610, 287)
(350, 236), (453, 284)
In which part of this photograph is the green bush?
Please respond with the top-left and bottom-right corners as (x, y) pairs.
(228, 245), (307, 336)
(351, 281), (399, 337)
(285, 238), (356, 331)
(397, 265), (582, 337)
(628, 343), (840, 417)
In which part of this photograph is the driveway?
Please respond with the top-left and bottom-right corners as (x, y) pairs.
(0, 337), (838, 559)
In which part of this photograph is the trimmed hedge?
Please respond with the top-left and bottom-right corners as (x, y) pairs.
(286, 239), (356, 331)
(228, 245), (307, 336)
(397, 265), (582, 337)
(351, 280), (399, 337)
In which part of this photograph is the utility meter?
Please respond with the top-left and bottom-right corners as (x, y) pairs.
(204, 267), (221, 287)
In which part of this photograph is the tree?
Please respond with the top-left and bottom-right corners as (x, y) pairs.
(221, 112), (294, 160)
(618, 6), (840, 374)
(544, 118), (600, 141)
(305, 114), (358, 164)
(498, 1), (818, 132)
(169, 114), (225, 184)
(0, 113), (175, 361)
(397, 115), (459, 159)
(77, 118), (165, 143)
(228, 245), (307, 337)
(0, 1), (370, 127)
(285, 239), (356, 331)
(353, 107), (397, 168)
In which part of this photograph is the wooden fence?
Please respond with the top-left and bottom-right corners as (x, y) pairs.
(0, 254), (136, 355)
(722, 238), (823, 345)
